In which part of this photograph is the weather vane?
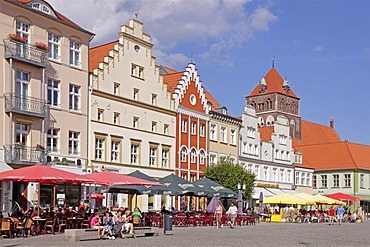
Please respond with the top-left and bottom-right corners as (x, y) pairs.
(135, 12), (139, 19)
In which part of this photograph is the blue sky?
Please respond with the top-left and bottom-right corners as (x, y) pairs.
(48, 0), (369, 145)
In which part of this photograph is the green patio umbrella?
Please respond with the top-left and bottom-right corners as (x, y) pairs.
(158, 174), (202, 196)
(193, 177), (237, 198)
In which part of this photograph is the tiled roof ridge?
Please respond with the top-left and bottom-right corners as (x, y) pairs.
(344, 141), (358, 169)
(90, 40), (119, 50)
(294, 140), (344, 147)
(89, 40), (120, 73)
(301, 119), (342, 143)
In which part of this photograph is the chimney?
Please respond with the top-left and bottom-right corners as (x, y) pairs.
(330, 117), (334, 128)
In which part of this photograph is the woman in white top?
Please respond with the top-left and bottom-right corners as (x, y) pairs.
(226, 202), (238, 229)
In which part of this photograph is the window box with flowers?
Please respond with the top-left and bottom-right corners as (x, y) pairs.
(35, 144), (45, 151)
(34, 42), (48, 51)
(8, 34), (27, 43)
(14, 142), (25, 149)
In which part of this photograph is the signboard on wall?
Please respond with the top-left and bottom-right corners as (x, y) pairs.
(141, 195), (148, 212)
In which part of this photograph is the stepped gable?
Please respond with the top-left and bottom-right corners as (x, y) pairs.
(295, 120), (341, 146)
(259, 126), (274, 142)
(296, 141), (370, 171)
(89, 40), (119, 73)
(248, 68), (298, 98)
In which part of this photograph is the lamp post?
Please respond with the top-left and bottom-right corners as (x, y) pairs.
(237, 183), (246, 214)
(82, 169), (87, 201)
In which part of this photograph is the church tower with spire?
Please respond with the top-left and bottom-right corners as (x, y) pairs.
(246, 66), (301, 139)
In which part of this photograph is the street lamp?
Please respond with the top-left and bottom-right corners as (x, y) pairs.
(82, 169), (87, 201)
(237, 183), (246, 214)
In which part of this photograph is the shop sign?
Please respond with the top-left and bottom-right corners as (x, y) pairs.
(256, 183), (279, 188)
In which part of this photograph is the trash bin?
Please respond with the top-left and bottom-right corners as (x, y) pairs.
(163, 215), (173, 234)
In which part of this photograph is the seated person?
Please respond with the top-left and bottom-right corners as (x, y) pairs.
(121, 210), (135, 238)
(103, 211), (115, 240)
(132, 207), (142, 226)
(90, 212), (105, 239)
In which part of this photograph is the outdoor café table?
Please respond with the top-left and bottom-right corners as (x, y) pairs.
(67, 217), (84, 229)
(32, 217), (46, 235)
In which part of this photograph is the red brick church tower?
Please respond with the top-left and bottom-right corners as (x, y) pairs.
(246, 65), (301, 139)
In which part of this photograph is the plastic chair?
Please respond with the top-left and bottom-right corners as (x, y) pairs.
(0, 218), (13, 238)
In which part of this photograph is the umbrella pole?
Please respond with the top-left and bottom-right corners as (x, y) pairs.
(106, 186), (109, 210)
(38, 183), (40, 217)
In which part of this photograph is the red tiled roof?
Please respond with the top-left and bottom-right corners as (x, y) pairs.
(295, 141), (370, 171)
(259, 126), (274, 142)
(248, 68), (298, 98)
(164, 66), (178, 74)
(89, 40), (118, 73)
(163, 72), (184, 94)
(297, 120), (341, 146)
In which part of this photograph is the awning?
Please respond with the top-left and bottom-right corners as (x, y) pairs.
(265, 188), (285, 195)
(281, 189), (297, 194)
(252, 187), (275, 199)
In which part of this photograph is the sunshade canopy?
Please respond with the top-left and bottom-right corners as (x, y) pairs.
(313, 194), (345, 205)
(83, 171), (163, 186)
(192, 177), (236, 198)
(326, 192), (360, 202)
(0, 164), (94, 184)
(158, 174), (201, 196)
(262, 193), (309, 205)
(127, 170), (157, 182)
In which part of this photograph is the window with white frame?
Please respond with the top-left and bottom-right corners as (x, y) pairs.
(344, 174), (351, 187)
(133, 117), (139, 128)
(287, 151), (291, 161)
(151, 122), (157, 132)
(306, 174), (311, 186)
(181, 119), (187, 133)
(199, 150), (205, 165)
(69, 40), (81, 66)
(254, 165), (260, 179)
(69, 84), (80, 111)
(333, 174), (339, 187)
(16, 71), (29, 102)
(275, 149), (280, 159)
(130, 143), (139, 164)
(220, 126), (227, 143)
(162, 149), (169, 168)
(48, 33), (60, 60)
(47, 128), (59, 152)
(131, 64), (144, 79)
(312, 175), (317, 188)
(138, 67), (144, 78)
(164, 124), (169, 135)
(287, 170), (292, 183)
(301, 172), (306, 185)
(360, 174), (364, 188)
(111, 140), (120, 162)
(295, 172), (300, 185)
(131, 64), (136, 76)
(247, 127), (256, 138)
(191, 122), (196, 135)
(95, 138), (104, 160)
(190, 174), (196, 182)
(97, 109), (104, 122)
(113, 112), (120, 125)
(151, 94), (157, 105)
(209, 153), (216, 165)
(272, 168), (277, 181)
(16, 123), (28, 145)
(149, 146), (157, 166)
(247, 164), (253, 173)
(321, 175), (327, 188)
(263, 166), (268, 180)
(279, 135), (287, 145)
(199, 124), (205, 137)
(210, 124), (217, 140)
(69, 131), (79, 155)
(295, 153), (302, 164)
(16, 21), (29, 43)
(181, 174), (186, 180)
(230, 129), (236, 145)
(133, 88), (139, 100)
(280, 169), (285, 182)
(113, 83), (120, 96)
(181, 147), (187, 162)
(190, 149), (197, 163)
(47, 79), (59, 106)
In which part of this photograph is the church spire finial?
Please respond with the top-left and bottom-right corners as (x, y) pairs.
(272, 56), (275, 68)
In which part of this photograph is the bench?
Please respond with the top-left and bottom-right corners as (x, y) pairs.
(122, 227), (157, 238)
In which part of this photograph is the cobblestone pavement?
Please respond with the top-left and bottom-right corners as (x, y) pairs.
(1, 221), (370, 247)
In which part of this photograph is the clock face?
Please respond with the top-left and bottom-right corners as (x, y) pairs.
(190, 94), (196, 105)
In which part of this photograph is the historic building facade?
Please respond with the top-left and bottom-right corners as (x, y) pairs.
(0, 0), (92, 211)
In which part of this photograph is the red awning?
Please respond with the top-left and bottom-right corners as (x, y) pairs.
(0, 164), (95, 184)
(90, 192), (105, 199)
(83, 171), (163, 186)
(326, 192), (360, 202)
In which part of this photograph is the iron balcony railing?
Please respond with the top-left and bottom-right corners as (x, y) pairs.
(4, 93), (47, 118)
(4, 145), (46, 164)
(3, 39), (48, 67)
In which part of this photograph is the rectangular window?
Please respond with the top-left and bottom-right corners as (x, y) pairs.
(149, 147), (157, 166)
(47, 128), (59, 152)
(47, 79), (59, 107)
(181, 119), (187, 133)
(199, 124), (205, 137)
(69, 40), (81, 66)
(97, 109), (104, 122)
(254, 165), (260, 179)
(130, 143), (139, 164)
(95, 138), (104, 160)
(113, 83), (120, 96)
(263, 167), (268, 180)
(16, 71), (29, 105)
(295, 172), (300, 185)
(113, 113), (120, 125)
(272, 168), (277, 182)
(16, 21), (29, 42)
(131, 64), (136, 76)
(151, 122), (157, 132)
(151, 94), (157, 105)
(162, 149), (169, 168)
(131, 64), (144, 79)
(321, 175), (327, 188)
(191, 122), (196, 135)
(247, 127), (255, 139)
(190, 174), (196, 182)
(199, 151), (205, 165)
(301, 172), (306, 185)
(287, 170), (291, 183)
(306, 174), (311, 186)
(133, 88), (139, 100)
(344, 174), (351, 187)
(360, 174), (364, 188)
(48, 33), (60, 60)
(138, 67), (144, 78)
(279, 135), (287, 145)
(190, 149), (196, 163)
(333, 174), (339, 187)
(180, 174), (186, 180)
(133, 117), (139, 129)
(69, 131), (79, 155)
(247, 164), (253, 173)
(280, 169), (284, 182)
(69, 84), (80, 111)
(312, 175), (317, 188)
(230, 129), (236, 145)
(181, 147), (187, 162)
(164, 124), (169, 135)
(16, 123), (29, 145)
(209, 153), (216, 165)
(220, 126), (227, 143)
(210, 124), (217, 140)
(111, 140), (120, 162)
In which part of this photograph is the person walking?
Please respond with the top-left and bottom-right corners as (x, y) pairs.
(226, 202), (238, 229)
(214, 201), (223, 228)
(337, 205), (345, 225)
(328, 206), (336, 225)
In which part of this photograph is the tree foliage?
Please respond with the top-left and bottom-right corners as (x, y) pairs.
(204, 157), (255, 199)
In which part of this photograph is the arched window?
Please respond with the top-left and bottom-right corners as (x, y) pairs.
(199, 150), (205, 165)
(180, 147), (188, 162)
(190, 148), (197, 163)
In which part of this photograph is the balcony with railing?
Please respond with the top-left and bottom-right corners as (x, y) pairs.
(3, 39), (48, 67)
(4, 93), (47, 118)
(4, 145), (46, 165)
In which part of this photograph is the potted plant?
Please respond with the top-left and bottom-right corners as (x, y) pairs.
(8, 33), (27, 43)
(14, 142), (25, 149)
(35, 144), (45, 151)
(34, 42), (48, 51)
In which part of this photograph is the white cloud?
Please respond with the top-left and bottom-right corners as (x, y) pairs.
(47, 0), (277, 66)
(312, 45), (324, 52)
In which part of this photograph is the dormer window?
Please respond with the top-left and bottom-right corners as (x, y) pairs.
(31, 1), (52, 15)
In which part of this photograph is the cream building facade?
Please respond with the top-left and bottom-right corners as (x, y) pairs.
(0, 0), (93, 211)
(89, 19), (176, 209)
